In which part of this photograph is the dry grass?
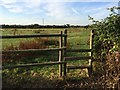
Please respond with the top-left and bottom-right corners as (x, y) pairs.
(2, 38), (59, 62)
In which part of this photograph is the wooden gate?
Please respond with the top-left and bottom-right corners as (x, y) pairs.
(1, 30), (67, 77)
(1, 29), (94, 77)
(64, 30), (94, 76)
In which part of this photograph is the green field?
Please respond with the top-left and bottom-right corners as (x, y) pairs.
(1, 27), (92, 88)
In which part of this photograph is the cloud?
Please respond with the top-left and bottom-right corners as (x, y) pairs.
(9, 6), (23, 13)
(87, 3), (118, 20)
(0, 0), (24, 13)
(0, 0), (17, 4)
(84, 3), (117, 14)
(43, 2), (67, 18)
(3, 4), (24, 13)
(41, 0), (120, 2)
(0, 0), (43, 13)
(25, 0), (42, 8)
(71, 8), (80, 15)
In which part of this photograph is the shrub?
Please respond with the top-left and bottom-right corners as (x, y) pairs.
(89, 7), (120, 60)
(87, 6), (120, 89)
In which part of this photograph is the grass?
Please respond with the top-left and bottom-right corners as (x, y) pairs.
(1, 27), (92, 88)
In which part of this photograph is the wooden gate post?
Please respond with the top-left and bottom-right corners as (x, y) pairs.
(59, 31), (63, 77)
(63, 29), (67, 76)
(88, 30), (94, 76)
(64, 30), (67, 56)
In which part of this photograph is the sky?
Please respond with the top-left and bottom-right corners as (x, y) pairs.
(0, 0), (119, 25)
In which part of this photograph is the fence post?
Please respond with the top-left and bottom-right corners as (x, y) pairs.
(59, 31), (63, 77)
(64, 30), (67, 55)
(88, 30), (94, 76)
(63, 29), (67, 76)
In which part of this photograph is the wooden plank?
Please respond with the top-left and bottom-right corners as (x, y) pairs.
(67, 65), (90, 69)
(1, 61), (66, 70)
(66, 49), (92, 52)
(1, 47), (66, 53)
(65, 56), (91, 61)
(0, 34), (67, 39)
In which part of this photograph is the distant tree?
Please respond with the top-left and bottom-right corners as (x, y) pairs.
(66, 24), (70, 28)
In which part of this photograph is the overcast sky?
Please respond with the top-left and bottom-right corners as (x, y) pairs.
(0, 0), (119, 25)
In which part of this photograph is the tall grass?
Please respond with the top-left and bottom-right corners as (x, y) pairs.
(2, 38), (59, 62)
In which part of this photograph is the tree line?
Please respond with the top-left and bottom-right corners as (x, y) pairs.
(1, 24), (89, 29)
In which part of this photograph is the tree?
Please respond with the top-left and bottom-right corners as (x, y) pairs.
(65, 24), (70, 28)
